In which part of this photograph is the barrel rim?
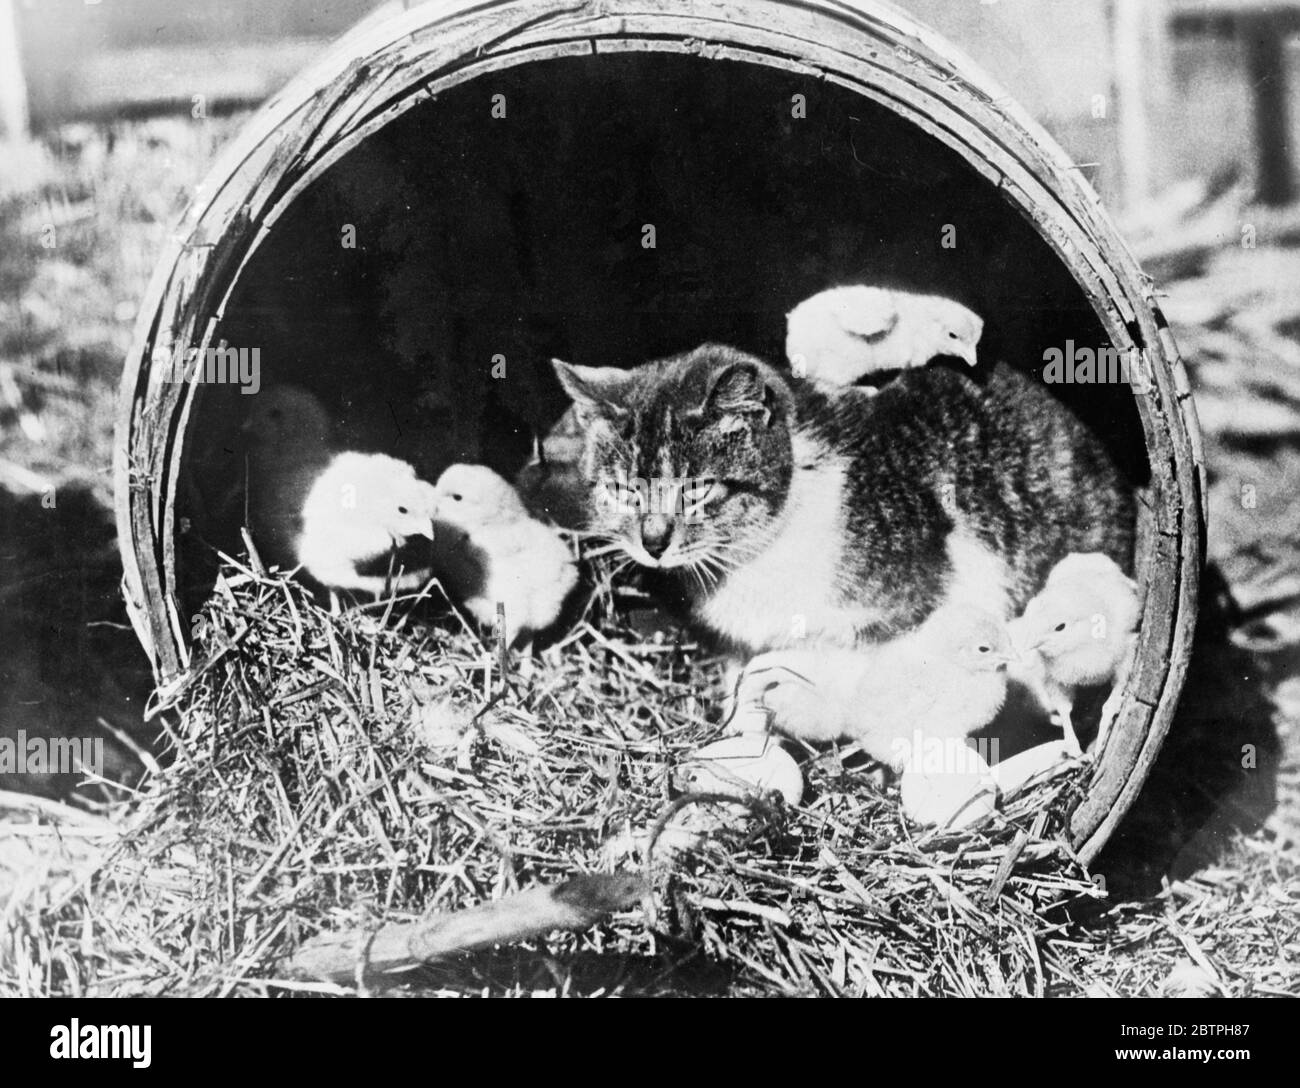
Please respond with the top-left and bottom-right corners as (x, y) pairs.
(115, 0), (1206, 865)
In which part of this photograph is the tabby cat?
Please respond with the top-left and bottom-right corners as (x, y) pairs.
(553, 343), (1134, 655)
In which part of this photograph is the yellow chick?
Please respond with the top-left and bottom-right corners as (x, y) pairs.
(1008, 553), (1140, 756)
(296, 452), (438, 596)
(431, 463), (578, 647)
(733, 603), (1016, 770)
(785, 285), (984, 386)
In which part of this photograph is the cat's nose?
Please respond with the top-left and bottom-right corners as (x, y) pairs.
(640, 514), (673, 558)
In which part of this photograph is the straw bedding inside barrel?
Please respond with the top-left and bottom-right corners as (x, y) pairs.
(1, 547), (1132, 997)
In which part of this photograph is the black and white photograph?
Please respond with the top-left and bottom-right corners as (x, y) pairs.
(0, 0), (1296, 1025)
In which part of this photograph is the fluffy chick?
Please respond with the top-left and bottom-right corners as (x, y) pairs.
(733, 604), (1016, 770)
(243, 386), (438, 595)
(296, 452), (438, 595)
(431, 463), (578, 648)
(242, 385), (336, 568)
(785, 285), (984, 386)
(1008, 553), (1140, 756)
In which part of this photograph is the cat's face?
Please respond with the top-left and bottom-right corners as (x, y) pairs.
(553, 345), (795, 591)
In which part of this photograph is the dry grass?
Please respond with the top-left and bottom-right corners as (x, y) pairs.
(9, 555), (1294, 998)
(1, 554), (1130, 998)
(0, 117), (241, 500)
(0, 116), (247, 802)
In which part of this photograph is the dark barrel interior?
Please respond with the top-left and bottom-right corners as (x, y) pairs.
(178, 51), (1149, 612)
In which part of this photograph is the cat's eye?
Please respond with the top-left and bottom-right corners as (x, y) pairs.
(684, 478), (720, 503)
(603, 480), (643, 511)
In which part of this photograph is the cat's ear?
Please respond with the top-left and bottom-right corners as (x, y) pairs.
(704, 360), (791, 430)
(551, 359), (631, 421)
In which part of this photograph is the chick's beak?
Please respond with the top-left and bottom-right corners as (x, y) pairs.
(409, 520), (436, 541)
(957, 342), (979, 368)
(1006, 623), (1035, 659)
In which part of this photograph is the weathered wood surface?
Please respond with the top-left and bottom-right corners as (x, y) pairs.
(114, 0), (1205, 864)
(288, 873), (647, 984)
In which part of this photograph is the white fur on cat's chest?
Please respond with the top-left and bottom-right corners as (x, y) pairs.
(695, 434), (1015, 651)
(942, 530), (1014, 620)
(698, 438), (879, 651)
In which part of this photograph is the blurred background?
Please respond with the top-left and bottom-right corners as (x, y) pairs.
(0, 0), (1296, 984)
(6, 0), (1300, 208)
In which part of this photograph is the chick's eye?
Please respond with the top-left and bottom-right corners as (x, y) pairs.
(977, 644), (991, 654)
(397, 506), (408, 515)
(450, 493), (463, 502)
(1053, 622), (1067, 633)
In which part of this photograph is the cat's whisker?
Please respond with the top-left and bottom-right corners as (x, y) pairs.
(579, 541), (627, 560)
(710, 545), (748, 569)
(677, 552), (724, 584)
(686, 536), (759, 565)
(673, 543), (724, 591)
(693, 557), (721, 594)
(606, 558), (635, 584)
(710, 539), (766, 564)
(682, 559), (709, 596)
(687, 543), (745, 579)
(683, 548), (732, 593)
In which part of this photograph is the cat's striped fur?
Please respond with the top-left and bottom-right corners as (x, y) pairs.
(554, 344), (1134, 655)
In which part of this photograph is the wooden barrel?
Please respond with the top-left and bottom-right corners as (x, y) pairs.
(114, 0), (1206, 865)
